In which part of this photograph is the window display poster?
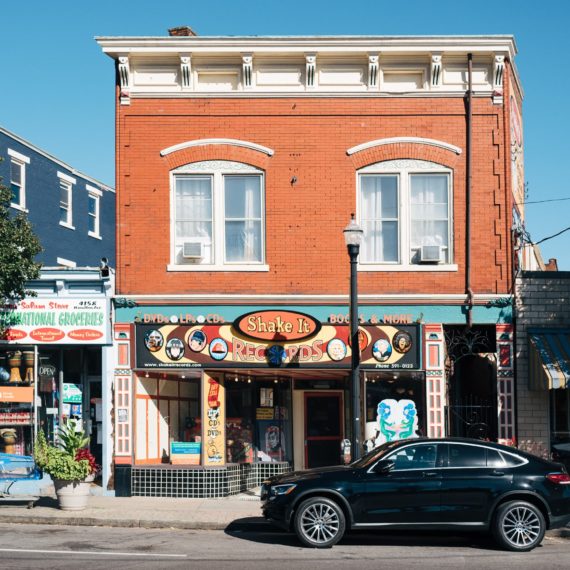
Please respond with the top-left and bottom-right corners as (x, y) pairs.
(202, 374), (225, 466)
(365, 399), (419, 450)
(257, 420), (286, 462)
(260, 387), (273, 407)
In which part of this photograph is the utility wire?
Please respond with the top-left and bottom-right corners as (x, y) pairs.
(515, 197), (570, 206)
(532, 225), (570, 246)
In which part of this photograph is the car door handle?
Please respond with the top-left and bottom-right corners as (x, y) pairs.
(492, 470), (505, 476)
(423, 471), (438, 477)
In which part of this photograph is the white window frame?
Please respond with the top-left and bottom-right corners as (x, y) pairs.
(58, 172), (76, 230)
(168, 160), (269, 272)
(7, 149), (30, 212)
(357, 159), (456, 272)
(87, 185), (102, 239)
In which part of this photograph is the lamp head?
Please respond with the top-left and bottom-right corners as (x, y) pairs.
(343, 213), (364, 247)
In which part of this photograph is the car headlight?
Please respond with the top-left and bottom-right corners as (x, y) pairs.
(270, 483), (297, 496)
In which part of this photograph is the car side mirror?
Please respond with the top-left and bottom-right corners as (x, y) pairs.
(373, 459), (395, 474)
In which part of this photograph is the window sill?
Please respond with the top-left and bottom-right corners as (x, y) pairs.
(358, 264), (458, 272)
(59, 221), (76, 230)
(167, 263), (270, 272)
(10, 203), (28, 213)
(88, 232), (102, 240)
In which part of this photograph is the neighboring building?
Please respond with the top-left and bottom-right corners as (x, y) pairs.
(98, 31), (521, 497)
(515, 271), (570, 464)
(0, 126), (115, 268)
(0, 127), (116, 495)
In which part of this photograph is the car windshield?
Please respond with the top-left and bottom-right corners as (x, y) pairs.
(350, 441), (401, 469)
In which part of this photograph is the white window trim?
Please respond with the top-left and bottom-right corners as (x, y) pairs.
(56, 257), (77, 268)
(87, 185), (102, 239)
(8, 149), (30, 211)
(357, 159), (455, 272)
(58, 172), (76, 229)
(169, 160), (268, 271)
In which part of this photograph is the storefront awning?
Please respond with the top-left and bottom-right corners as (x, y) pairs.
(529, 331), (570, 390)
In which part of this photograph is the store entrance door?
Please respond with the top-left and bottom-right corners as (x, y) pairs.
(304, 392), (343, 468)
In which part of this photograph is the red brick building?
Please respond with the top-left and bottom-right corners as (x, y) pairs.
(98, 32), (522, 496)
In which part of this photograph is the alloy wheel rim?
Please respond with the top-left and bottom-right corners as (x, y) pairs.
(300, 503), (340, 544)
(502, 506), (541, 547)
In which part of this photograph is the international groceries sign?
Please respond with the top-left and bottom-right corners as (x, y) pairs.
(0, 299), (110, 344)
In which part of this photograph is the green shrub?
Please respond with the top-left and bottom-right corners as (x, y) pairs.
(34, 429), (90, 481)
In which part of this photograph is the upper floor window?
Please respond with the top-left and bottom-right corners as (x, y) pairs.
(7, 149), (30, 211)
(58, 172), (76, 229)
(169, 160), (267, 272)
(358, 159), (453, 270)
(87, 185), (102, 239)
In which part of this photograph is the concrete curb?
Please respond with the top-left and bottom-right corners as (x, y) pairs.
(0, 515), (270, 531)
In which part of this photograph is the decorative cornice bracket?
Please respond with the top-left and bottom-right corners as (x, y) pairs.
(242, 53), (253, 89)
(305, 54), (316, 89)
(431, 53), (442, 88)
(118, 55), (131, 105)
(368, 54), (379, 89)
(180, 54), (192, 89)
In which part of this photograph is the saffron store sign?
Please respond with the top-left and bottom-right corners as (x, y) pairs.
(0, 299), (110, 344)
(233, 310), (321, 342)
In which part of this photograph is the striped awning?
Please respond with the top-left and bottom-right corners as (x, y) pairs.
(529, 332), (570, 390)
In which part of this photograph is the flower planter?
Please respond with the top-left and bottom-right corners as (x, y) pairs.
(53, 478), (91, 511)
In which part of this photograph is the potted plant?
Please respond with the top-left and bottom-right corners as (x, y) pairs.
(34, 420), (99, 511)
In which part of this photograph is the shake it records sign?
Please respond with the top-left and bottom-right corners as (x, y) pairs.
(0, 299), (110, 344)
(135, 310), (421, 370)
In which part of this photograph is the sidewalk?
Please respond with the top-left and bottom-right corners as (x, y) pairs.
(0, 491), (264, 531)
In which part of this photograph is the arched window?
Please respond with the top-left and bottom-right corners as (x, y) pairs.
(169, 160), (267, 271)
(358, 159), (455, 270)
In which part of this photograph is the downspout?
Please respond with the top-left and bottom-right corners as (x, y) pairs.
(465, 53), (474, 327)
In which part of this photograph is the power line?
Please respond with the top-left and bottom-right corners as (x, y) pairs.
(515, 197), (570, 206)
(533, 225), (570, 246)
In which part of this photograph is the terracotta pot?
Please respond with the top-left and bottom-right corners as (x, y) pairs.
(23, 351), (34, 383)
(8, 351), (22, 383)
(53, 479), (91, 511)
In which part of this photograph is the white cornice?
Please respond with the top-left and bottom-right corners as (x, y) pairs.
(160, 138), (274, 157)
(347, 137), (462, 156)
(96, 35), (517, 59)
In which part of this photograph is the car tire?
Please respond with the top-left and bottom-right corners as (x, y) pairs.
(293, 496), (346, 548)
(492, 500), (546, 552)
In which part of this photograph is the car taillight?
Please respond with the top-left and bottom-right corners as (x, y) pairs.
(546, 473), (570, 485)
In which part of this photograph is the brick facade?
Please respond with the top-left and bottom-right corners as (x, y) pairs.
(115, 94), (513, 297)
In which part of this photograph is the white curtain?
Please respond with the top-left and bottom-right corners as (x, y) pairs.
(410, 175), (448, 261)
(175, 176), (213, 262)
(225, 176), (262, 262)
(360, 175), (398, 262)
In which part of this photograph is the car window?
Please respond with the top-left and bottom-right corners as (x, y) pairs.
(389, 444), (437, 470)
(486, 449), (506, 467)
(448, 444), (486, 468)
(500, 451), (526, 467)
(351, 441), (400, 469)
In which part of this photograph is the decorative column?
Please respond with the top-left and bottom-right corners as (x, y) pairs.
(424, 324), (446, 437)
(496, 324), (515, 446)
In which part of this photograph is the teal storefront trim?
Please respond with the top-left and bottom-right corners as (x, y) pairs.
(115, 303), (511, 326)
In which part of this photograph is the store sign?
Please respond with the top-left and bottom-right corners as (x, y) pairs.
(170, 441), (201, 465)
(63, 383), (82, 403)
(233, 310), (321, 342)
(135, 319), (421, 370)
(202, 375), (225, 467)
(0, 299), (110, 345)
(0, 386), (34, 403)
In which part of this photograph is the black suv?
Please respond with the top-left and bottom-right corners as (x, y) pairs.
(261, 438), (570, 550)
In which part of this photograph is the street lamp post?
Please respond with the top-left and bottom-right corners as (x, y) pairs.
(344, 214), (364, 461)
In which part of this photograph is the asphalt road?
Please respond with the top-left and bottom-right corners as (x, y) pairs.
(1, 522), (569, 569)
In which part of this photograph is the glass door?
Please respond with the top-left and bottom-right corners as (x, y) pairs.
(304, 392), (343, 468)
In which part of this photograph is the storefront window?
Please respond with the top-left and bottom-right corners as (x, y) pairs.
(364, 372), (426, 451)
(134, 373), (201, 463)
(0, 348), (37, 456)
(226, 377), (292, 464)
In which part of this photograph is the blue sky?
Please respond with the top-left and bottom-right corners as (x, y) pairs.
(3, 0), (569, 268)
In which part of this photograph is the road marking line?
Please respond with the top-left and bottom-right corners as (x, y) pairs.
(0, 548), (187, 558)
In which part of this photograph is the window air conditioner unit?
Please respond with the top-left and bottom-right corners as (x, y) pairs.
(419, 245), (443, 263)
(182, 240), (204, 259)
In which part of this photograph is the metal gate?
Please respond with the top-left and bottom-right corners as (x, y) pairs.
(446, 400), (497, 440)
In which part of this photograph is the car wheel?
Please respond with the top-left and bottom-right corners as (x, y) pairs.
(492, 500), (546, 552)
(293, 496), (346, 548)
